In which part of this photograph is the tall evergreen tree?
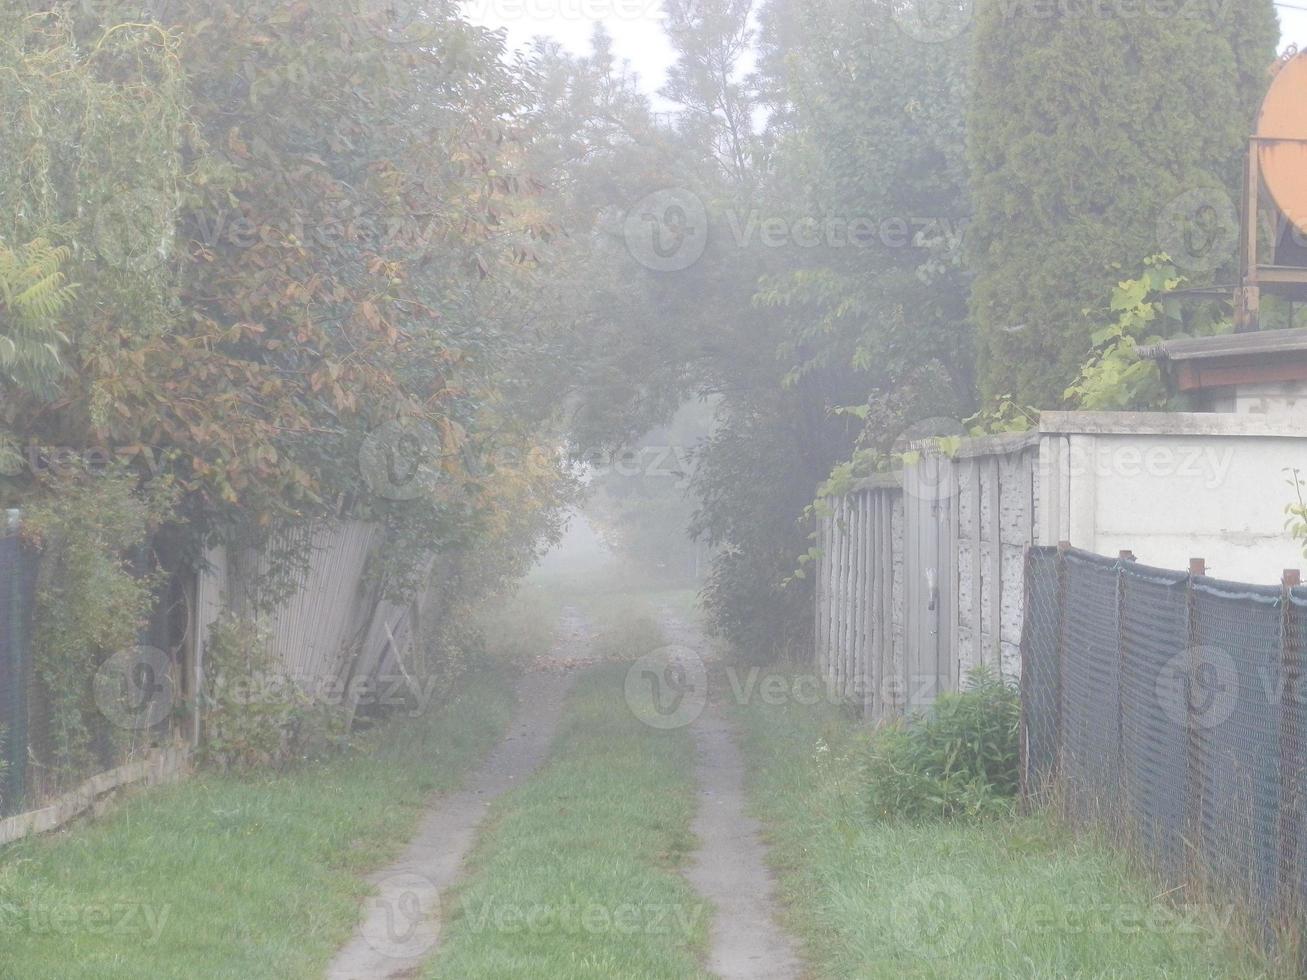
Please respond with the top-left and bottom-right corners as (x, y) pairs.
(967, 0), (1278, 405)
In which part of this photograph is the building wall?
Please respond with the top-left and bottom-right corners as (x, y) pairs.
(1199, 379), (1307, 421)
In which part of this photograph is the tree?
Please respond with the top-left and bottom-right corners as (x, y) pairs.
(661, 0), (763, 189)
(585, 399), (716, 584)
(0, 3), (586, 713)
(658, 0), (974, 659)
(968, 0), (1278, 406)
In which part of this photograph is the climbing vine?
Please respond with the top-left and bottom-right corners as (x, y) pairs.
(1063, 255), (1230, 411)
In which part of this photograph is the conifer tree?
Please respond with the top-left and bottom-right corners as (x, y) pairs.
(967, 0), (1278, 404)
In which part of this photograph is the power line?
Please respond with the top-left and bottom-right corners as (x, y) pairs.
(1276, 1), (1307, 11)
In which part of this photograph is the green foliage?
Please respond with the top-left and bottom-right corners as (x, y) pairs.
(0, 238), (77, 477)
(691, 398), (831, 661)
(198, 613), (346, 772)
(962, 396), (1039, 436)
(1285, 468), (1307, 559)
(865, 666), (1020, 821)
(21, 470), (177, 777)
(1064, 255), (1232, 411)
(968, 0), (1277, 405)
(1, 1), (575, 584)
(0, 8), (187, 343)
(0, 1), (582, 724)
(0, 239), (74, 398)
(757, 0), (973, 399)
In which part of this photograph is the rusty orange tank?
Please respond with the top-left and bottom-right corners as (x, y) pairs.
(1257, 49), (1307, 236)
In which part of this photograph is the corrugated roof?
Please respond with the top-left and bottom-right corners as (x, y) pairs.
(1138, 328), (1307, 362)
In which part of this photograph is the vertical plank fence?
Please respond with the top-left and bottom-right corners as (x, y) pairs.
(815, 432), (1039, 719)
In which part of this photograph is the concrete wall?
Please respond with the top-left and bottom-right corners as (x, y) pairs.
(1037, 412), (1307, 584)
(816, 411), (1307, 719)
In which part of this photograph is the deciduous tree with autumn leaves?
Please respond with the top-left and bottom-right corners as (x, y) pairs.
(0, 1), (573, 570)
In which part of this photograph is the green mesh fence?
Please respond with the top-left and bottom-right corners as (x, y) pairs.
(0, 523), (36, 816)
(1022, 546), (1307, 936)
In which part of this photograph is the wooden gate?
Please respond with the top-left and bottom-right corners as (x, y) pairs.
(903, 454), (958, 711)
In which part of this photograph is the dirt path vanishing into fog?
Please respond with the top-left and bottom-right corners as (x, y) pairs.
(662, 608), (804, 980)
(325, 607), (589, 980)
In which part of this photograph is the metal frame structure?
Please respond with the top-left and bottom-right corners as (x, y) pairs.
(1235, 135), (1307, 332)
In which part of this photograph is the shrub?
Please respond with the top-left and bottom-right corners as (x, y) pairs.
(22, 470), (176, 778)
(866, 666), (1019, 821)
(199, 614), (346, 772)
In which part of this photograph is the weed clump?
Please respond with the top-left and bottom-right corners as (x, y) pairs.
(866, 666), (1019, 821)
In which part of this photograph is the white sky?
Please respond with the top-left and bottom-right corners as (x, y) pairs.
(464, 0), (679, 103)
(463, 0), (1307, 99)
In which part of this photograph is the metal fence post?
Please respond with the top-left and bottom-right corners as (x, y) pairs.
(1183, 560), (1203, 874)
(1115, 556), (1130, 812)
(1279, 569), (1301, 929)
(1055, 541), (1071, 809)
(4, 519), (29, 814)
(1019, 547), (1035, 804)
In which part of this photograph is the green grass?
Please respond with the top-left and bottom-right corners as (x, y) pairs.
(476, 582), (565, 665)
(488, 573), (698, 664)
(732, 673), (1281, 979)
(477, 574), (697, 661)
(0, 670), (516, 980)
(424, 665), (711, 979)
(524, 565), (699, 630)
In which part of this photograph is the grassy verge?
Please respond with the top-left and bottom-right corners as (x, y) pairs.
(0, 669), (516, 980)
(424, 664), (710, 979)
(733, 674), (1278, 979)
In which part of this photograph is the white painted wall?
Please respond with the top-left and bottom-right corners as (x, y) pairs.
(1038, 412), (1307, 585)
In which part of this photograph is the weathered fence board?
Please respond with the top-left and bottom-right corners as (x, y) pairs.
(815, 433), (1038, 719)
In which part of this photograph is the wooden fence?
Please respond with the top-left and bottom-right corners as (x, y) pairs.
(815, 432), (1040, 719)
(195, 519), (449, 736)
